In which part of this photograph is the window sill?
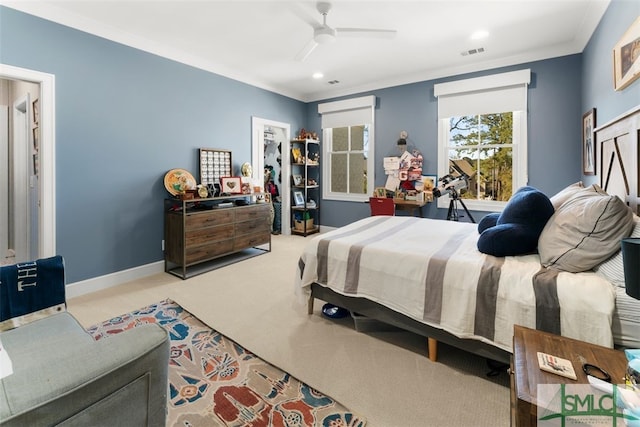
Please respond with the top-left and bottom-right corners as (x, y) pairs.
(436, 197), (507, 213)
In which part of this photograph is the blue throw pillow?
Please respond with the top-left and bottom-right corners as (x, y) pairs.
(477, 213), (499, 233)
(477, 186), (554, 257)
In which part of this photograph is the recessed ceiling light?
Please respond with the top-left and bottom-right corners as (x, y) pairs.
(312, 72), (324, 79)
(471, 30), (489, 40)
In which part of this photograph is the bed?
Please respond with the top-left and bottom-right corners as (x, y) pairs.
(295, 105), (640, 364)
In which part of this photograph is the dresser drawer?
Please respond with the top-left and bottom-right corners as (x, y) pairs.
(235, 231), (270, 250)
(185, 223), (234, 247)
(235, 204), (270, 222)
(235, 217), (270, 236)
(185, 210), (234, 231)
(185, 239), (234, 264)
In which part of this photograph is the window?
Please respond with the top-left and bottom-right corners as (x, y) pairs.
(434, 70), (530, 212)
(319, 96), (375, 202)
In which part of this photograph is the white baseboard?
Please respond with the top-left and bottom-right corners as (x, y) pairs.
(65, 261), (164, 299)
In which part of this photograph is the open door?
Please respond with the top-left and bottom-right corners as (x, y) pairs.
(252, 117), (291, 235)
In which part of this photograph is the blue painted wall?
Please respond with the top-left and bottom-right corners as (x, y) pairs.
(0, 7), (306, 283)
(1, 0), (637, 281)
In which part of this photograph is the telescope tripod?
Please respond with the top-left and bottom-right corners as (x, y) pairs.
(446, 191), (476, 223)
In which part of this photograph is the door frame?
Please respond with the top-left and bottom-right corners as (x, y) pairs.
(0, 64), (56, 258)
(11, 94), (31, 261)
(0, 105), (8, 258)
(251, 117), (291, 235)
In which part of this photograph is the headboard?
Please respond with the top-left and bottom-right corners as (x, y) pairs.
(595, 105), (640, 216)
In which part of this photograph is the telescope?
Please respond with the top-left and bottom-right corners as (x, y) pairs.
(432, 173), (475, 223)
(432, 174), (468, 199)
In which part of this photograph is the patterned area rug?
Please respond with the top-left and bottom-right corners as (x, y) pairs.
(87, 299), (365, 427)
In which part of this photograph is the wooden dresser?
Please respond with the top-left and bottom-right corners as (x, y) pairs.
(164, 197), (271, 279)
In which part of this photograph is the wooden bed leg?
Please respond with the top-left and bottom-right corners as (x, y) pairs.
(307, 295), (314, 315)
(428, 337), (438, 362)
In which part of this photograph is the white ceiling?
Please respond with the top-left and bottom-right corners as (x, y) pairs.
(3, 0), (611, 102)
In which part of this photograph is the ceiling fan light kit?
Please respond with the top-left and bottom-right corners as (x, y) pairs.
(314, 26), (337, 44)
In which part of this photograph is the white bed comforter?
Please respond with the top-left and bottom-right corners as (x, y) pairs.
(295, 216), (616, 352)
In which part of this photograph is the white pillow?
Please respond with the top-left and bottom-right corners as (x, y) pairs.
(594, 215), (640, 286)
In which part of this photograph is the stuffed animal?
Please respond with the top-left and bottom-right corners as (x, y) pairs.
(477, 186), (554, 257)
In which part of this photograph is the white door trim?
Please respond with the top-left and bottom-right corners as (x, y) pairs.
(1, 64), (56, 258)
(0, 105), (8, 258)
(251, 117), (291, 235)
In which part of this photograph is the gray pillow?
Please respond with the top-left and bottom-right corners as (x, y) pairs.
(549, 181), (584, 210)
(539, 184), (635, 272)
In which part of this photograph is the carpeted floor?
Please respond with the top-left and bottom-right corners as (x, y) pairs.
(87, 299), (366, 427)
(68, 233), (511, 427)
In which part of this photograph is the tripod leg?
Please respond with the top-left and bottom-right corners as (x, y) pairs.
(458, 199), (476, 223)
(447, 200), (454, 221)
(448, 199), (461, 221)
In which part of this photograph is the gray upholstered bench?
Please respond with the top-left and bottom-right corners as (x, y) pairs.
(0, 311), (169, 426)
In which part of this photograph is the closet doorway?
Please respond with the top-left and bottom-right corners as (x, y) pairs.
(251, 117), (291, 235)
(0, 64), (56, 264)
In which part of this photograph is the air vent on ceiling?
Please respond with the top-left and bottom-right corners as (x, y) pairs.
(328, 80), (340, 85)
(461, 47), (485, 56)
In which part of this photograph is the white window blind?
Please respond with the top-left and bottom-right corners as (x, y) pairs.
(319, 95), (376, 128)
(434, 69), (531, 118)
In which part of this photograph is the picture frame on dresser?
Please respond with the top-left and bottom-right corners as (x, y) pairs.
(582, 108), (596, 175)
(220, 176), (242, 194)
(199, 148), (232, 186)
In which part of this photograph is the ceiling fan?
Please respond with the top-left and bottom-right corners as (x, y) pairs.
(295, 1), (398, 62)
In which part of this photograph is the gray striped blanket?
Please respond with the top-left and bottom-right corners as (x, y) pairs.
(295, 216), (616, 352)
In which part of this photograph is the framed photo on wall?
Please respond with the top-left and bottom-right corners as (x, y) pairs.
(582, 108), (596, 175)
(613, 16), (640, 91)
(220, 176), (242, 194)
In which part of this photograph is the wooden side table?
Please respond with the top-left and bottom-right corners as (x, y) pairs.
(394, 199), (428, 217)
(510, 325), (628, 427)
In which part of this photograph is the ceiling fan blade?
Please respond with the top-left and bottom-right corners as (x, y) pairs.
(295, 38), (319, 62)
(289, 2), (322, 29)
(336, 28), (398, 39)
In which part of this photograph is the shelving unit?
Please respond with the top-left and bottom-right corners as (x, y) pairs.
(291, 138), (320, 236)
(164, 195), (271, 279)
